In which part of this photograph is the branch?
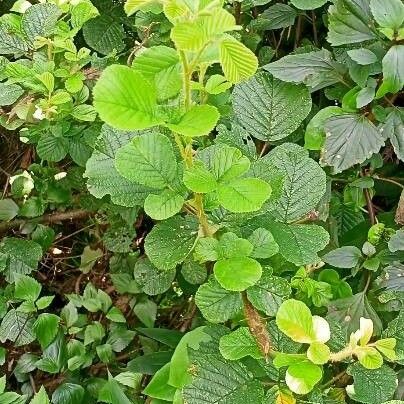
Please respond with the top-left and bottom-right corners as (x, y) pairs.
(0, 209), (94, 234)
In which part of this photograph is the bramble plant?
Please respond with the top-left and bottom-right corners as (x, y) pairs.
(0, 0), (404, 403)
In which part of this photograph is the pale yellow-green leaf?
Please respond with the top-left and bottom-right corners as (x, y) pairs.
(307, 342), (330, 365)
(220, 36), (258, 84)
(124, 0), (156, 15)
(355, 346), (383, 369)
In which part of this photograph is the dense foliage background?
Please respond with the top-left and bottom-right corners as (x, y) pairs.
(0, 0), (403, 403)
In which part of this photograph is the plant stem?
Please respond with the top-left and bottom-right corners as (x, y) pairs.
(180, 50), (192, 111)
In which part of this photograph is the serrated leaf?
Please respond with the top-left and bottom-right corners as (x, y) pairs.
(327, 292), (382, 337)
(270, 223), (329, 266)
(0, 309), (35, 346)
(370, 0), (404, 30)
(51, 383), (85, 404)
(217, 178), (271, 213)
(30, 386), (50, 404)
(183, 161), (218, 193)
(70, 2), (99, 29)
(22, 3), (62, 42)
(83, 15), (125, 55)
(286, 361), (323, 394)
(195, 277), (242, 323)
(263, 143), (326, 222)
(134, 258), (176, 295)
(37, 133), (68, 162)
(382, 108), (404, 162)
(167, 105), (220, 137)
(256, 4), (297, 30)
(264, 49), (344, 90)
(116, 132), (177, 189)
(93, 64), (161, 130)
(0, 199), (19, 221)
(327, 0), (377, 46)
(33, 313), (59, 349)
(219, 327), (262, 360)
(144, 189), (184, 220)
(14, 275), (41, 301)
(214, 257), (262, 291)
(0, 82), (24, 106)
(348, 49), (378, 65)
(346, 363), (397, 404)
(133, 45), (181, 101)
(377, 46), (404, 98)
(290, 0), (328, 9)
(307, 342), (330, 365)
(125, 0), (155, 15)
(233, 72), (312, 141)
(323, 246), (362, 268)
(84, 124), (152, 207)
(322, 114), (385, 173)
(0, 238), (42, 282)
(219, 36), (258, 84)
(0, 23), (30, 54)
(248, 228), (279, 259)
(247, 271), (291, 316)
(144, 215), (199, 270)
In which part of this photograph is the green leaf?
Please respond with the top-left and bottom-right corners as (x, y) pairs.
(51, 383), (85, 404)
(183, 337), (264, 404)
(84, 125), (152, 207)
(100, 375), (133, 404)
(256, 4), (298, 30)
(323, 246), (362, 268)
(195, 277), (242, 323)
(214, 257), (262, 291)
(133, 298), (157, 328)
(307, 342), (330, 365)
(216, 232), (253, 259)
(0, 238), (42, 282)
(355, 346), (383, 369)
(0, 309), (35, 346)
(198, 144), (250, 182)
(143, 363), (176, 401)
(377, 46), (404, 98)
(265, 49), (344, 90)
(181, 259), (207, 284)
(133, 45), (182, 101)
(93, 64), (161, 130)
(305, 106), (343, 150)
(30, 386), (50, 404)
(71, 104), (97, 122)
(205, 74), (232, 94)
(263, 143), (326, 222)
(219, 36), (258, 84)
(370, 0), (404, 29)
(286, 361), (323, 394)
(0, 199), (19, 221)
(134, 258), (176, 295)
(382, 108), (404, 162)
(219, 327), (262, 360)
(277, 299), (316, 343)
(348, 49), (378, 65)
(37, 133), (68, 162)
(327, 0), (377, 46)
(290, 0), (328, 9)
(116, 132), (177, 189)
(144, 189), (185, 220)
(388, 229), (404, 252)
(125, 0), (155, 15)
(33, 313), (59, 349)
(247, 270), (291, 316)
(22, 3), (62, 42)
(346, 363), (397, 404)
(0, 82), (24, 106)
(322, 114), (385, 174)
(0, 23), (30, 54)
(166, 105), (220, 137)
(248, 228), (279, 259)
(327, 292), (382, 336)
(83, 15), (125, 55)
(183, 161), (218, 193)
(217, 178), (271, 213)
(270, 223), (329, 266)
(70, 2), (99, 29)
(144, 215), (199, 270)
(233, 72), (312, 141)
(14, 275), (41, 301)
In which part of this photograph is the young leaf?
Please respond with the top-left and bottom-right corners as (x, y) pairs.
(377, 46), (404, 98)
(33, 314), (60, 349)
(93, 65), (162, 130)
(30, 386), (50, 404)
(14, 275), (41, 301)
(144, 189), (185, 220)
(248, 228), (279, 259)
(220, 36), (258, 84)
(285, 361), (323, 394)
(166, 105), (220, 137)
(183, 161), (218, 193)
